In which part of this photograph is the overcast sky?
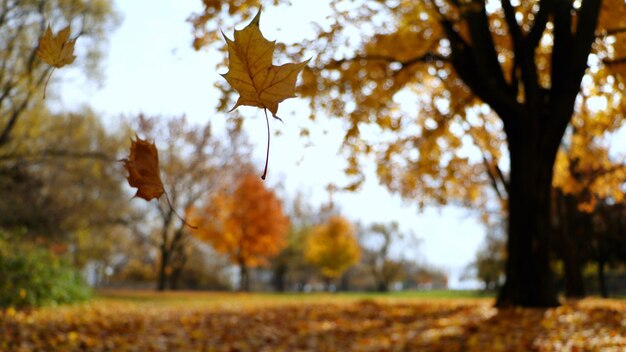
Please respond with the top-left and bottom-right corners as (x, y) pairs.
(56, 0), (486, 289)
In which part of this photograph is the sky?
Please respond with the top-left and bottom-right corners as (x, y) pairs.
(57, 0), (486, 289)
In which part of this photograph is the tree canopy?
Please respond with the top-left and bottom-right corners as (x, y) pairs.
(190, 0), (626, 306)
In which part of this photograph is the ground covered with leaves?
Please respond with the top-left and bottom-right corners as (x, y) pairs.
(2, 291), (626, 351)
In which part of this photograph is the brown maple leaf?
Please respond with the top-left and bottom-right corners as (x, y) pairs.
(122, 136), (198, 229)
(221, 9), (309, 179)
(36, 24), (77, 98)
(122, 136), (165, 201)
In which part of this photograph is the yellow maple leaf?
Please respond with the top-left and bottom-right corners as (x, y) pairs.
(37, 25), (77, 68)
(36, 25), (77, 98)
(221, 9), (309, 179)
(222, 10), (309, 118)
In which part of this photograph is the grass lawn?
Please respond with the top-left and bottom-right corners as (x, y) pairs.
(2, 289), (625, 351)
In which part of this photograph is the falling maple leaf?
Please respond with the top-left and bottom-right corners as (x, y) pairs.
(36, 25), (77, 98)
(122, 136), (165, 201)
(221, 9), (309, 179)
(121, 136), (197, 228)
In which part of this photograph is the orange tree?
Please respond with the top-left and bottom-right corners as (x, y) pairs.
(128, 114), (238, 291)
(190, 1), (626, 306)
(305, 215), (361, 289)
(189, 172), (289, 291)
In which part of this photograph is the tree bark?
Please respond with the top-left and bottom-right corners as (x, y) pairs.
(239, 262), (249, 291)
(323, 277), (333, 292)
(376, 281), (389, 292)
(439, 0), (601, 307)
(597, 244), (609, 298)
(272, 263), (287, 292)
(556, 192), (586, 298)
(157, 245), (169, 291)
(496, 122), (559, 307)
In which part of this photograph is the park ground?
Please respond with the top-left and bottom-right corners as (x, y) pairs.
(2, 290), (626, 351)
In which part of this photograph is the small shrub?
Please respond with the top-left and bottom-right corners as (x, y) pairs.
(0, 232), (91, 308)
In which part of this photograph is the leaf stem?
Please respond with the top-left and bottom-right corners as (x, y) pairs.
(262, 108), (271, 180)
(43, 67), (55, 99)
(163, 190), (198, 229)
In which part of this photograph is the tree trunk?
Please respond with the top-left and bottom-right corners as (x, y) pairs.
(563, 253), (585, 298)
(168, 228), (187, 290)
(557, 192), (586, 298)
(496, 125), (559, 307)
(597, 248), (609, 298)
(440, 0), (601, 307)
(239, 262), (249, 291)
(323, 277), (333, 292)
(157, 244), (169, 291)
(272, 263), (287, 292)
(377, 281), (389, 292)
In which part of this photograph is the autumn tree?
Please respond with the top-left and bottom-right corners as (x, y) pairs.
(129, 114), (241, 291)
(0, 107), (131, 305)
(270, 193), (319, 292)
(190, 0), (626, 306)
(360, 222), (407, 292)
(0, 106), (131, 244)
(0, 0), (118, 147)
(463, 220), (507, 291)
(189, 172), (289, 291)
(305, 215), (360, 290)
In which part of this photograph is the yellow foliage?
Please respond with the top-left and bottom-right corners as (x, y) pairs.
(192, 1), (625, 220)
(305, 215), (360, 279)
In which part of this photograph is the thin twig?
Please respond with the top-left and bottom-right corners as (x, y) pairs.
(43, 67), (55, 99)
(163, 190), (198, 229)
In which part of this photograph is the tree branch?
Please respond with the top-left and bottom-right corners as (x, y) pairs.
(502, 0), (524, 50)
(503, 0), (541, 110)
(463, 3), (510, 94)
(550, 0), (601, 147)
(330, 52), (448, 70)
(0, 149), (113, 162)
(527, 0), (553, 51)
(604, 27), (626, 36)
(603, 57), (626, 66)
(550, 0), (574, 102)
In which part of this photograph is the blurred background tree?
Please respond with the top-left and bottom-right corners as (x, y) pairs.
(0, 0), (118, 147)
(305, 215), (361, 290)
(360, 222), (408, 292)
(127, 114), (244, 291)
(269, 193), (319, 292)
(189, 171), (289, 291)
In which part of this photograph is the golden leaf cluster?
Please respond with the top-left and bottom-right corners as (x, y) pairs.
(305, 215), (361, 279)
(191, 0), (626, 216)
